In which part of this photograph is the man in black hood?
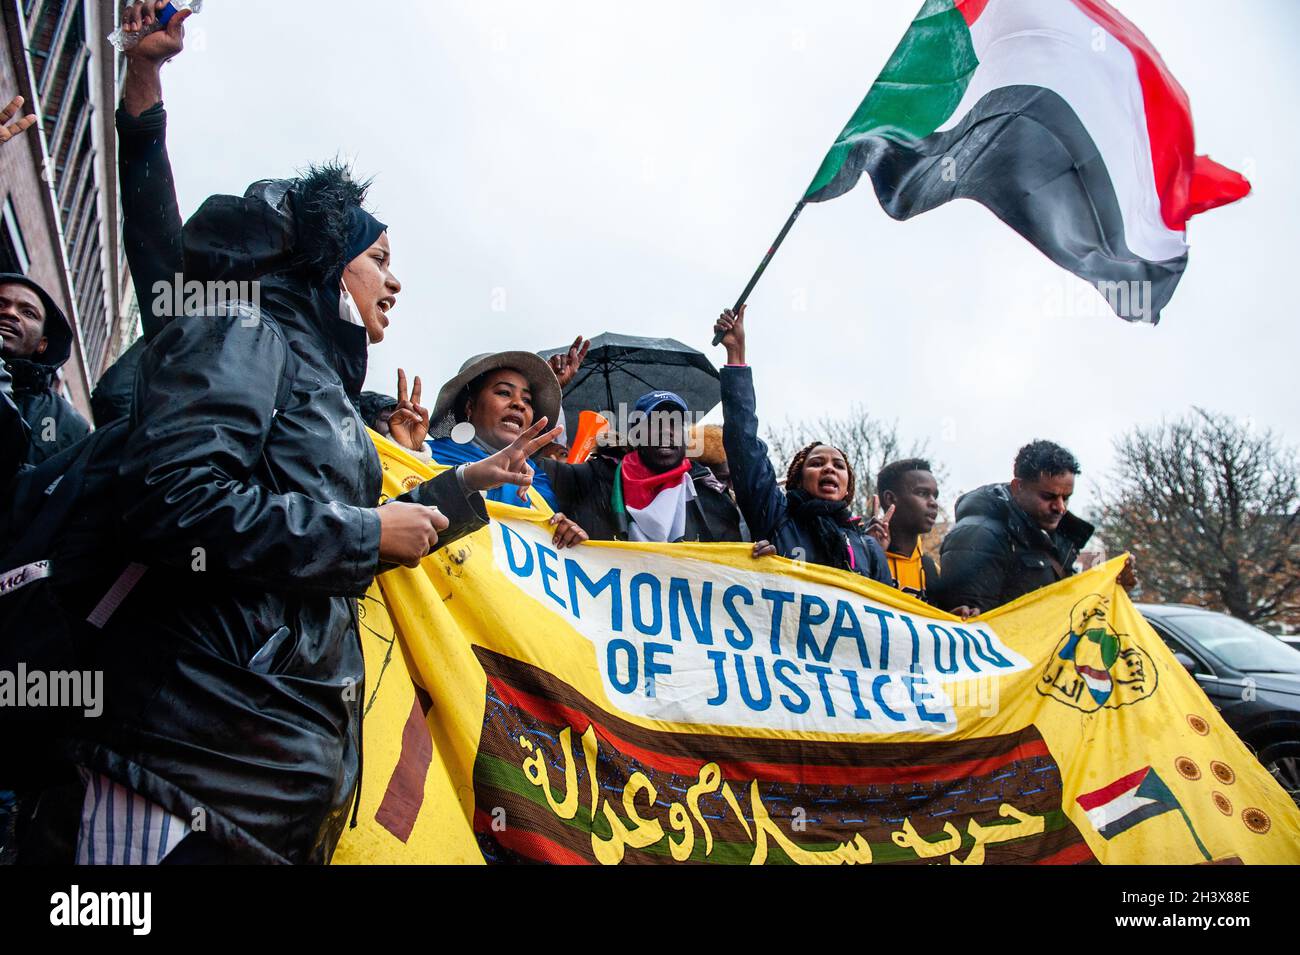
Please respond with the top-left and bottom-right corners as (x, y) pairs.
(935, 440), (1099, 614)
(0, 274), (91, 464)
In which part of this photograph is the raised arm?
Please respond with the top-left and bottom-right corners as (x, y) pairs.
(714, 307), (787, 541)
(118, 0), (191, 341)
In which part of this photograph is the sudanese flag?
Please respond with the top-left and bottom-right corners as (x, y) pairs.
(805, 0), (1250, 323)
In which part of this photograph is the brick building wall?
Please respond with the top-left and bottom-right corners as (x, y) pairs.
(0, 0), (130, 419)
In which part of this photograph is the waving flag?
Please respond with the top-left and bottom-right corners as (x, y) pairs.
(805, 0), (1250, 323)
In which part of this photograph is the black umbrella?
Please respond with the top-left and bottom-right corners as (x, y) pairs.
(540, 333), (720, 442)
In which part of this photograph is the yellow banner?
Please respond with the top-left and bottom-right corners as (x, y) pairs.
(332, 436), (1300, 865)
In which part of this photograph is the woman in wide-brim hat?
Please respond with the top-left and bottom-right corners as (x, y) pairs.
(427, 351), (568, 512)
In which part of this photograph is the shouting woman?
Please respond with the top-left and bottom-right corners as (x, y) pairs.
(713, 306), (893, 584)
(60, 2), (559, 866)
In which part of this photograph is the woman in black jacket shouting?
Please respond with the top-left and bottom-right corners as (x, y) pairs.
(60, 2), (560, 866)
(713, 307), (893, 585)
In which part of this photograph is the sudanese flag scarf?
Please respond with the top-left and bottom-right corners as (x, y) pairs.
(614, 452), (694, 543)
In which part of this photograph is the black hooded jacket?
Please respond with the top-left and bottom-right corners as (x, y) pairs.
(933, 482), (1094, 613)
(0, 273), (91, 464)
(66, 108), (488, 864)
(0, 360), (28, 482)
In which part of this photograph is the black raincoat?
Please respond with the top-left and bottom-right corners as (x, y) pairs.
(0, 272), (90, 464)
(66, 107), (487, 864)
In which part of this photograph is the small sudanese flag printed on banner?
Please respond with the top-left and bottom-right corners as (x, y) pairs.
(1076, 766), (1181, 839)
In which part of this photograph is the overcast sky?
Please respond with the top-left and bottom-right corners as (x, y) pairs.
(157, 0), (1299, 515)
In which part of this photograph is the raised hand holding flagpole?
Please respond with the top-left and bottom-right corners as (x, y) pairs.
(711, 200), (807, 346)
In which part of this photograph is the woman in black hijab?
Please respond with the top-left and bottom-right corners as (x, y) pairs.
(63, 2), (559, 866)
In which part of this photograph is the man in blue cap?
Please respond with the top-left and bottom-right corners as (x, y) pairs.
(539, 390), (743, 544)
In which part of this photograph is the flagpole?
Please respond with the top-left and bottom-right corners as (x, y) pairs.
(711, 199), (808, 346)
(1177, 806), (1213, 862)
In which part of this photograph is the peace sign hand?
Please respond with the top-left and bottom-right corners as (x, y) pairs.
(549, 335), (591, 391)
(388, 368), (430, 452)
(462, 417), (564, 497)
(865, 494), (894, 550)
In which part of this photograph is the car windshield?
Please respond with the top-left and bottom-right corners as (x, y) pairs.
(1167, 613), (1300, 673)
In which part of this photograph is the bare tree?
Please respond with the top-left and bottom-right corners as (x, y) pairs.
(1098, 409), (1300, 629)
(764, 404), (935, 518)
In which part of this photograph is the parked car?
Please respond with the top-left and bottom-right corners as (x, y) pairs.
(1138, 603), (1300, 807)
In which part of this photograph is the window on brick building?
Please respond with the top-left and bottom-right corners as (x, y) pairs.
(0, 197), (31, 274)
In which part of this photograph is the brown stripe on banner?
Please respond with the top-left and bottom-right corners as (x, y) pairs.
(375, 688), (435, 843)
(473, 646), (1026, 768)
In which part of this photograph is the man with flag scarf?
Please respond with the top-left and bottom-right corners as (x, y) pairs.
(539, 391), (743, 545)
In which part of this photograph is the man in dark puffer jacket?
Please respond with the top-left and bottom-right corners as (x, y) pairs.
(935, 440), (1132, 613)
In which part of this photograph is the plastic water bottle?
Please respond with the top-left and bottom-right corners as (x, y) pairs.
(107, 1), (203, 53)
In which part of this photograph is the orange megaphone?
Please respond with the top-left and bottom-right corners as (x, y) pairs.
(566, 410), (610, 464)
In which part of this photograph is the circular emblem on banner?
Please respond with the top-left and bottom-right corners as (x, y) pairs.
(1175, 756), (1201, 781)
(1212, 791), (1232, 816)
(1186, 714), (1209, 736)
(1210, 761), (1235, 786)
(402, 474), (421, 491)
(1036, 595), (1157, 713)
(1241, 807), (1271, 835)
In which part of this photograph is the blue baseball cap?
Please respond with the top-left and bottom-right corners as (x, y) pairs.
(633, 390), (689, 416)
